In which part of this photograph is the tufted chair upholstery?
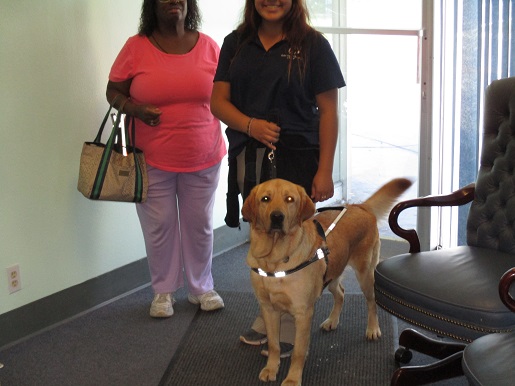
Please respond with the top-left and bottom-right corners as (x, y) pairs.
(374, 76), (515, 385)
(467, 76), (515, 253)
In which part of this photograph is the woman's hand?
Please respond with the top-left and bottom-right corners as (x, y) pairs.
(311, 170), (334, 203)
(132, 104), (162, 127)
(106, 80), (161, 126)
(248, 118), (281, 150)
(211, 82), (280, 149)
(312, 88), (338, 202)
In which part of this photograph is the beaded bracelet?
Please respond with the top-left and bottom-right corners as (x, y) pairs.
(246, 117), (254, 137)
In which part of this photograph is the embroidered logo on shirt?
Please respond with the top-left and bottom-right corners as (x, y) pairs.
(281, 48), (302, 61)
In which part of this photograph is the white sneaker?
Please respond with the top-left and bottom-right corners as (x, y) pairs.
(150, 293), (175, 318)
(188, 290), (224, 311)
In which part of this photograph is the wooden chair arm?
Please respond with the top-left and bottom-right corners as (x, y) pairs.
(499, 267), (515, 312)
(388, 183), (476, 253)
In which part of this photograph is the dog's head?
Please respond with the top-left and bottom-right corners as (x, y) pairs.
(242, 179), (316, 235)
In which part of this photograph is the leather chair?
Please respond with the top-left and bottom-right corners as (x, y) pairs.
(374, 76), (515, 385)
(462, 267), (515, 386)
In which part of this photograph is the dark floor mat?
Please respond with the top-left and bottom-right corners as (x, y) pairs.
(160, 291), (396, 386)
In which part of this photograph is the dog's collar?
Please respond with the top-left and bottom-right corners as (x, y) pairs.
(251, 220), (330, 278)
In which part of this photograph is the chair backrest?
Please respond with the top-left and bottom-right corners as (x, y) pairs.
(467, 76), (515, 253)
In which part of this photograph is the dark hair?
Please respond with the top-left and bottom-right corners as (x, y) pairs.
(236, 0), (318, 80)
(138, 0), (201, 36)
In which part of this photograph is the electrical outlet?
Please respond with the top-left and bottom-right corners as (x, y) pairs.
(6, 265), (21, 294)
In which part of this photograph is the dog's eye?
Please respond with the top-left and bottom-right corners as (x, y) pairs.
(261, 196), (270, 202)
(286, 196), (294, 203)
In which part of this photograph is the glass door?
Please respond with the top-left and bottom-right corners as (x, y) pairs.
(309, 0), (425, 239)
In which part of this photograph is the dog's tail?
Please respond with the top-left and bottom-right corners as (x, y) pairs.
(363, 178), (413, 221)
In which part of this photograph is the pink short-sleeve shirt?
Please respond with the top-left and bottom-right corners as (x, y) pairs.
(109, 33), (226, 172)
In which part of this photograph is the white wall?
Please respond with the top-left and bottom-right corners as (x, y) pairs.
(199, 0), (242, 227)
(0, 0), (242, 315)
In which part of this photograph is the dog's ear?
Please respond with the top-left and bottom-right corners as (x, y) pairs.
(241, 187), (256, 223)
(298, 185), (316, 223)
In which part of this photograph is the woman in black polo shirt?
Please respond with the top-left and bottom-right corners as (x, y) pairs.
(211, 0), (345, 356)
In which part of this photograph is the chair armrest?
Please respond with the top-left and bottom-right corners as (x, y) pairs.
(388, 183), (476, 253)
(499, 267), (515, 312)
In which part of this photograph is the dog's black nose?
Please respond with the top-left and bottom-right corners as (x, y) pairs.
(270, 211), (285, 229)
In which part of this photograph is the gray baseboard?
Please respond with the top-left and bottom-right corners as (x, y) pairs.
(0, 224), (249, 349)
(213, 221), (249, 257)
(0, 258), (151, 350)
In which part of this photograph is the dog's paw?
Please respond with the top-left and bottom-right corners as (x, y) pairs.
(281, 378), (301, 386)
(366, 326), (382, 340)
(320, 317), (339, 331)
(259, 367), (278, 382)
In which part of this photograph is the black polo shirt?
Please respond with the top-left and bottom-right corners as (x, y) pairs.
(214, 30), (345, 159)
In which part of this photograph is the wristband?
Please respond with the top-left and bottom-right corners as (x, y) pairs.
(246, 117), (254, 137)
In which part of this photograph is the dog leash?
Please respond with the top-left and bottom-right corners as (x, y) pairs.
(267, 111), (279, 180)
(268, 149), (277, 179)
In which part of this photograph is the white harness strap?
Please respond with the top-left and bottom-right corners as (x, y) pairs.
(324, 208), (347, 237)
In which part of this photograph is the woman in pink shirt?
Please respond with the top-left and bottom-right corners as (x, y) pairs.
(106, 0), (226, 317)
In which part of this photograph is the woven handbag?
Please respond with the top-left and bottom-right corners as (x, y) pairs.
(77, 100), (148, 202)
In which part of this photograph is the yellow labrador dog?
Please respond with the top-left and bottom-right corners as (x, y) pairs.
(241, 177), (412, 386)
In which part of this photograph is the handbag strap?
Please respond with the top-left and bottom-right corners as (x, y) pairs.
(90, 103), (145, 202)
(116, 114), (145, 202)
(90, 110), (123, 199)
(94, 95), (122, 143)
(127, 116), (145, 202)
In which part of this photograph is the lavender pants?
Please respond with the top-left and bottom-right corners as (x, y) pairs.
(136, 162), (221, 295)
